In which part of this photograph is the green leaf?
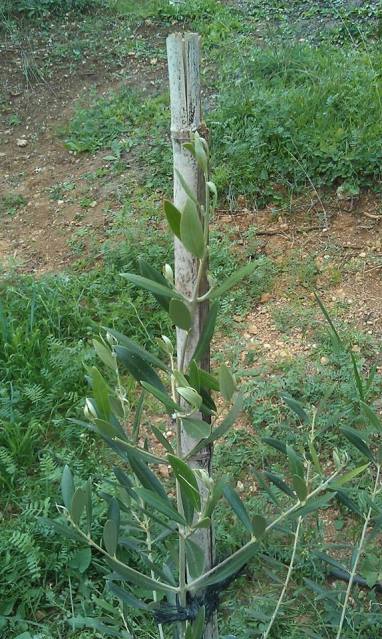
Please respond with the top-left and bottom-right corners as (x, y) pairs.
(188, 541), (258, 592)
(175, 169), (197, 203)
(182, 417), (211, 440)
(104, 519), (118, 556)
(177, 386), (202, 410)
(169, 298), (192, 331)
(68, 548), (92, 574)
(40, 517), (85, 542)
(292, 475), (308, 502)
(141, 381), (181, 414)
(185, 538), (205, 578)
(135, 488), (186, 526)
(281, 394), (308, 423)
(308, 440), (323, 476)
(151, 425), (174, 454)
(128, 455), (168, 501)
(262, 437), (287, 456)
(111, 437), (164, 465)
(286, 446), (304, 480)
(93, 339), (116, 371)
(193, 517), (211, 530)
(252, 515), (267, 539)
(164, 200), (182, 239)
(360, 401), (382, 433)
(180, 198), (205, 259)
(61, 465), (74, 509)
(106, 556), (176, 593)
(207, 181), (217, 208)
(115, 347), (166, 393)
(108, 582), (149, 610)
(209, 262), (256, 300)
(292, 492), (334, 518)
(138, 259), (171, 312)
(223, 485), (253, 534)
(121, 273), (181, 301)
(88, 366), (111, 420)
(191, 605), (205, 639)
(314, 293), (343, 348)
(219, 364), (236, 401)
(71, 487), (86, 526)
(108, 328), (168, 372)
(132, 390), (145, 443)
(263, 471), (295, 498)
(194, 135), (208, 173)
(192, 301), (219, 363)
(350, 352), (364, 401)
(208, 393), (243, 444)
(331, 463), (369, 488)
(204, 479), (225, 518)
(341, 427), (374, 461)
(168, 454), (201, 522)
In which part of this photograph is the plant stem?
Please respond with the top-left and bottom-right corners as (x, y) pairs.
(262, 516), (303, 639)
(187, 467), (343, 593)
(335, 464), (381, 639)
(146, 516), (165, 639)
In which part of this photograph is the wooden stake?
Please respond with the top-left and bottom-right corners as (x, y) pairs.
(167, 33), (218, 639)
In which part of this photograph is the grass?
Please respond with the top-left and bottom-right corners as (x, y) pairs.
(0, 193), (27, 217)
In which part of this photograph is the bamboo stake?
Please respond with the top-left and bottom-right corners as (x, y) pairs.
(167, 32), (217, 639)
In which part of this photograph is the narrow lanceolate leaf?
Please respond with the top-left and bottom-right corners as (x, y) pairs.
(281, 394), (308, 423)
(85, 479), (92, 533)
(208, 262), (256, 300)
(252, 515), (267, 539)
(331, 463), (369, 488)
(177, 386), (202, 410)
(219, 364), (237, 401)
(191, 605), (205, 639)
(93, 339), (116, 371)
(88, 366), (111, 420)
(108, 328), (168, 372)
(194, 135), (208, 173)
(224, 485), (253, 534)
(71, 487), (87, 526)
(188, 541), (258, 592)
(185, 538), (205, 579)
(168, 454), (201, 516)
(104, 519), (118, 556)
(286, 446), (305, 480)
(151, 425), (174, 454)
(292, 492), (334, 518)
(262, 437), (287, 456)
(180, 198), (205, 259)
(182, 417), (211, 440)
(140, 381), (181, 414)
(292, 475), (308, 502)
(341, 426), (374, 461)
(121, 273), (181, 301)
(115, 347), (166, 393)
(127, 455), (168, 501)
(169, 298), (192, 331)
(360, 401), (382, 433)
(108, 582), (150, 610)
(106, 556), (177, 593)
(204, 479), (226, 518)
(138, 259), (171, 312)
(175, 169), (197, 203)
(164, 200), (182, 239)
(208, 393), (244, 443)
(135, 488), (186, 526)
(61, 465), (74, 509)
(263, 471), (295, 498)
(192, 301), (219, 363)
(111, 438), (164, 465)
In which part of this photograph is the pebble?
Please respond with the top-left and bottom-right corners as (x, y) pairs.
(320, 356), (329, 365)
(16, 138), (28, 147)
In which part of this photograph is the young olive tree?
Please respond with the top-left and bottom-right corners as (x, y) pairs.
(55, 130), (366, 639)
